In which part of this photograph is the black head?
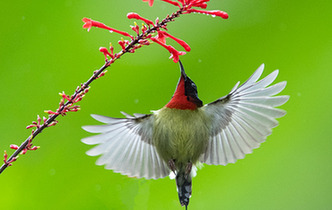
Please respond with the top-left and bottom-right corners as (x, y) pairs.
(179, 60), (203, 108)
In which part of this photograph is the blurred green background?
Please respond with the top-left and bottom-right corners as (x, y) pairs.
(1, 0), (331, 209)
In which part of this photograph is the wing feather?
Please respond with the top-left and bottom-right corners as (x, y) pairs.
(201, 64), (288, 165)
(82, 113), (170, 179)
(244, 82), (287, 97)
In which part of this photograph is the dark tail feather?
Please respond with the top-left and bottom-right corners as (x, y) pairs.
(176, 171), (192, 208)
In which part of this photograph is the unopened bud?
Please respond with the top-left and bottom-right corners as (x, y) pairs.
(10, 145), (19, 150)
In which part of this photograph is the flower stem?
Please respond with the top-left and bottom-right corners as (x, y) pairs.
(0, 7), (184, 175)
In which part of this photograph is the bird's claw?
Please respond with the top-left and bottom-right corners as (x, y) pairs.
(185, 162), (192, 178)
(168, 159), (177, 175)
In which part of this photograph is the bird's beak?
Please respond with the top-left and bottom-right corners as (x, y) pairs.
(179, 60), (187, 79)
(178, 60), (203, 108)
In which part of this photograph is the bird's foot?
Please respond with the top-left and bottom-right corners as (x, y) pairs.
(185, 162), (192, 178)
(168, 159), (177, 175)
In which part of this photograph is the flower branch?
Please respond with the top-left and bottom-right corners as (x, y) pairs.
(0, 0), (228, 174)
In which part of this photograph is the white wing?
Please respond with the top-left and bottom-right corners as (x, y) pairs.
(82, 113), (170, 179)
(200, 64), (289, 165)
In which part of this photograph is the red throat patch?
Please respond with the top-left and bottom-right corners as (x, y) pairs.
(165, 77), (197, 110)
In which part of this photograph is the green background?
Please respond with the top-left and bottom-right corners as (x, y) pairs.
(1, 0), (331, 209)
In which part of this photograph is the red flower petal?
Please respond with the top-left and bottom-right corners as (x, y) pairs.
(118, 40), (126, 51)
(127, 13), (154, 26)
(22, 148), (27, 155)
(169, 47), (186, 63)
(82, 17), (92, 32)
(150, 37), (186, 63)
(4, 151), (8, 162)
(82, 18), (133, 38)
(187, 0), (209, 9)
(99, 47), (112, 60)
(45, 110), (59, 115)
(157, 31), (167, 44)
(10, 145), (19, 150)
(186, 9), (229, 19)
(158, 31), (191, 52)
(109, 44), (115, 59)
(131, 24), (140, 35)
(26, 125), (35, 129)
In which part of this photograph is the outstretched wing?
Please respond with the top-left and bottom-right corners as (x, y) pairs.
(200, 64), (289, 165)
(82, 112), (170, 179)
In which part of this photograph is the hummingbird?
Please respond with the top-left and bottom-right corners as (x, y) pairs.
(82, 61), (288, 209)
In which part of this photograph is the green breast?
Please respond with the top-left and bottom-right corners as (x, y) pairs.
(152, 107), (210, 167)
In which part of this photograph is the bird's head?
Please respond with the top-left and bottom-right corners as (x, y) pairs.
(166, 61), (203, 110)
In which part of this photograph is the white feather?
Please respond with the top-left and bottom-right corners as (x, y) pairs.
(201, 64), (288, 165)
(82, 114), (170, 179)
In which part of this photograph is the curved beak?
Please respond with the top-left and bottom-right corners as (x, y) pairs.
(179, 60), (187, 79)
(178, 60), (203, 108)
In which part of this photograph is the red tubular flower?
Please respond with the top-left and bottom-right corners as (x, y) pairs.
(118, 40), (126, 51)
(26, 125), (35, 129)
(99, 47), (112, 60)
(139, 40), (150, 47)
(158, 31), (191, 52)
(97, 71), (107, 79)
(3, 151), (8, 163)
(187, 0), (208, 4)
(150, 37), (186, 63)
(59, 92), (71, 101)
(186, 0), (209, 9)
(127, 13), (154, 26)
(72, 94), (82, 103)
(45, 110), (59, 115)
(68, 105), (80, 112)
(168, 47), (186, 63)
(82, 18), (133, 39)
(109, 44), (115, 59)
(82, 0), (229, 66)
(22, 148), (27, 155)
(30, 146), (40, 151)
(21, 138), (40, 154)
(37, 115), (41, 125)
(10, 145), (19, 150)
(131, 23), (140, 35)
(48, 121), (58, 127)
(141, 24), (148, 33)
(190, 3), (207, 9)
(3, 151), (16, 166)
(156, 31), (167, 44)
(186, 9), (229, 19)
(142, 0), (154, 6)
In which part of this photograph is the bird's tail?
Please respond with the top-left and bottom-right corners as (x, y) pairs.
(175, 170), (192, 209)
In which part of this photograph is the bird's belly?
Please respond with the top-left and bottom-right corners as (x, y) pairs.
(152, 108), (210, 166)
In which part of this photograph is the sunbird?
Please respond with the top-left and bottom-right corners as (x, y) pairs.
(82, 62), (288, 209)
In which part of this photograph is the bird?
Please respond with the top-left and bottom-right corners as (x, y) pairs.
(82, 61), (289, 209)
